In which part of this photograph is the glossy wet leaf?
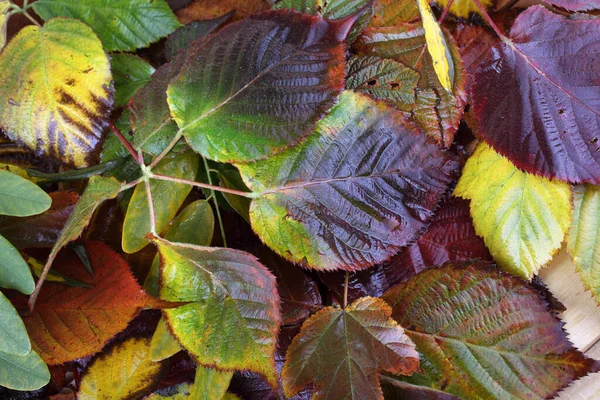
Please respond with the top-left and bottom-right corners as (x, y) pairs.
(0, 234), (34, 294)
(157, 239), (281, 386)
(175, 0), (269, 24)
(382, 261), (600, 399)
(192, 365), (234, 400)
(455, 143), (572, 279)
(22, 241), (150, 364)
(110, 53), (155, 108)
(282, 297), (419, 400)
(122, 149), (199, 253)
(0, 191), (77, 249)
(472, 6), (600, 183)
(0, 18), (113, 167)
(167, 9), (348, 163)
(78, 337), (169, 400)
(544, 0), (600, 11)
(0, 292), (30, 356)
(0, 349), (50, 391)
(431, 0), (496, 20)
(355, 23), (466, 147)
(32, 0), (181, 52)
(0, 170), (51, 216)
(149, 317), (181, 362)
(238, 91), (458, 271)
(567, 185), (600, 305)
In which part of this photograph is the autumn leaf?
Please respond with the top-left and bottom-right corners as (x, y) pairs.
(110, 53), (155, 108)
(282, 297), (419, 400)
(432, 0), (496, 20)
(191, 365), (234, 400)
(149, 318), (181, 362)
(544, 0), (600, 11)
(156, 239), (281, 387)
(369, 0), (419, 26)
(32, 0), (181, 52)
(0, 18), (113, 167)
(382, 261), (600, 399)
(22, 241), (150, 364)
(175, 0), (269, 24)
(0, 0), (9, 50)
(166, 9), (348, 163)
(238, 91), (458, 271)
(78, 337), (169, 400)
(472, 6), (600, 183)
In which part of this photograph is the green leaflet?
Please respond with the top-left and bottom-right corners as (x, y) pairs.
(191, 365), (234, 400)
(122, 150), (199, 253)
(0, 234), (34, 294)
(0, 170), (51, 217)
(32, 0), (181, 52)
(0, 348), (50, 391)
(110, 53), (155, 108)
(149, 317), (182, 362)
(157, 239), (281, 386)
(0, 292), (31, 356)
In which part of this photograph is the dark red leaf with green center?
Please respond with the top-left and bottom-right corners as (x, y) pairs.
(472, 6), (600, 183)
(382, 261), (600, 399)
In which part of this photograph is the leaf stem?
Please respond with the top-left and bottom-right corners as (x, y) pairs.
(143, 174), (157, 234)
(109, 122), (142, 164)
(148, 129), (184, 169)
(28, 250), (58, 311)
(148, 172), (255, 198)
(202, 156), (227, 247)
(120, 177), (144, 191)
(471, 0), (506, 40)
(438, 0), (453, 23)
(343, 271), (349, 309)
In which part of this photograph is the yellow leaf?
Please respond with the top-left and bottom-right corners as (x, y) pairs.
(432, 0), (496, 20)
(454, 143), (572, 279)
(0, 0), (9, 50)
(416, 0), (453, 92)
(78, 337), (168, 400)
(0, 18), (113, 167)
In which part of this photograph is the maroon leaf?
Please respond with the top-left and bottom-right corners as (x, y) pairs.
(472, 6), (600, 183)
(545, 0), (600, 11)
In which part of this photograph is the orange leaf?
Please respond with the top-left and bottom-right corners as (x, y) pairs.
(21, 241), (150, 364)
(176, 0), (269, 24)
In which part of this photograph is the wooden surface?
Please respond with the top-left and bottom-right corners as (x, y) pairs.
(539, 249), (600, 399)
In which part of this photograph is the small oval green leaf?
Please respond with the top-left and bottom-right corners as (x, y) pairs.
(0, 170), (51, 216)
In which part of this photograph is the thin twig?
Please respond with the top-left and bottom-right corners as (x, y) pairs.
(471, 0), (506, 40)
(120, 177), (144, 191)
(148, 129), (184, 169)
(202, 157), (228, 247)
(109, 122), (142, 164)
(149, 172), (255, 198)
(343, 271), (350, 309)
(21, 10), (41, 27)
(438, 0), (454, 23)
(28, 250), (58, 311)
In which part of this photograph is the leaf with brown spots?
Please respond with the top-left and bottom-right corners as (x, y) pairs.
(0, 18), (113, 167)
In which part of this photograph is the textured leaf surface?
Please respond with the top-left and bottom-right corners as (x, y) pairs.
(175, 0), (269, 24)
(22, 241), (149, 364)
(122, 149), (198, 253)
(544, 0), (600, 11)
(78, 337), (168, 400)
(282, 297), (419, 400)
(0, 170), (51, 216)
(567, 184), (600, 305)
(157, 239), (281, 386)
(32, 0), (181, 52)
(455, 143), (571, 279)
(0, 234), (34, 294)
(110, 53), (155, 108)
(0, 349), (49, 391)
(355, 23), (466, 147)
(167, 9), (347, 163)
(0, 18), (113, 167)
(382, 262), (600, 400)
(0, 292), (30, 356)
(238, 91), (459, 271)
(472, 6), (600, 183)
(431, 0), (496, 20)
(0, 191), (77, 248)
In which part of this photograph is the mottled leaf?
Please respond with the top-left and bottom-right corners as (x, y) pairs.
(472, 6), (600, 183)
(122, 149), (199, 253)
(167, 9), (348, 163)
(78, 337), (168, 400)
(455, 143), (572, 279)
(382, 261), (600, 399)
(149, 317), (182, 362)
(0, 170), (51, 216)
(0, 18), (113, 167)
(431, 0), (496, 20)
(282, 297), (419, 400)
(157, 239), (281, 386)
(0, 0), (9, 50)
(0, 292), (30, 356)
(0, 349), (49, 391)
(544, 0), (600, 11)
(32, 0), (181, 52)
(355, 23), (466, 147)
(0, 191), (77, 248)
(22, 241), (149, 364)
(0, 234), (34, 294)
(110, 53), (155, 108)
(192, 365), (234, 400)
(567, 184), (600, 305)
(237, 91), (459, 271)
(175, 0), (269, 24)
(369, 0), (419, 26)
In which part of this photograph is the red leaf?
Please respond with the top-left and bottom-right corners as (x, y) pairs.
(544, 0), (600, 11)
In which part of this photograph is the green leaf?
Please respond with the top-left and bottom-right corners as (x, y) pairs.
(282, 297), (420, 400)
(149, 317), (181, 362)
(32, 0), (182, 52)
(0, 234), (34, 294)
(0, 0), (9, 50)
(454, 143), (572, 279)
(122, 150), (199, 253)
(110, 53), (155, 108)
(0, 170), (51, 217)
(191, 365), (234, 400)
(0, 18), (113, 167)
(0, 349), (50, 391)
(237, 91), (458, 271)
(144, 199), (214, 297)
(567, 184), (600, 305)
(0, 292), (31, 356)
(156, 239), (281, 386)
(382, 261), (600, 399)
(166, 10), (348, 163)
(218, 169), (251, 223)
